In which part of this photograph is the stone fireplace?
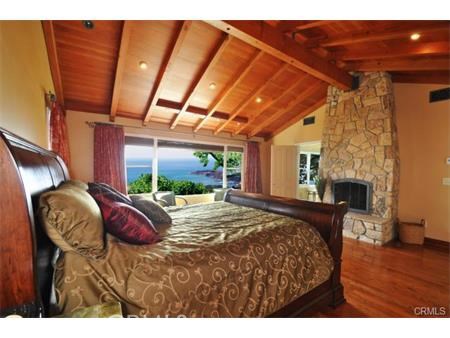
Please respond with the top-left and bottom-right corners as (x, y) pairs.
(320, 72), (400, 245)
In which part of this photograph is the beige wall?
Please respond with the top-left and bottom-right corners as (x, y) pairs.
(0, 21), (54, 148)
(395, 83), (449, 242)
(271, 105), (326, 146)
(66, 110), (262, 183)
(260, 105), (326, 195)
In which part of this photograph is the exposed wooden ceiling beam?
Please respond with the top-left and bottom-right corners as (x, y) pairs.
(317, 23), (450, 47)
(232, 93), (281, 136)
(205, 20), (353, 90)
(194, 50), (265, 133)
(286, 28), (339, 67)
(267, 97), (326, 139)
(294, 20), (335, 31)
(348, 57), (450, 72)
(143, 21), (192, 125)
(277, 20), (333, 33)
(233, 73), (309, 136)
(169, 34), (231, 130)
(248, 81), (325, 137)
(42, 21), (65, 107)
(65, 100), (109, 115)
(110, 21), (131, 122)
(277, 21), (311, 32)
(156, 98), (248, 123)
(65, 97), (249, 124)
(391, 71), (450, 85)
(214, 63), (290, 135)
(335, 41), (450, 61)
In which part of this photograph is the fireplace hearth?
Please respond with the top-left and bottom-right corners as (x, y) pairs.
(333, 179), (372, 214)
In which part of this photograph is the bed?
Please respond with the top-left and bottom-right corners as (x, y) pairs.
(0, 127), (348, 317)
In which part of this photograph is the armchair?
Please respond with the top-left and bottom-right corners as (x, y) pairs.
(152, 191), (188, 207)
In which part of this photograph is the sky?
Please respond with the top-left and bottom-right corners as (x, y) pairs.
(125, 145), (198, 160)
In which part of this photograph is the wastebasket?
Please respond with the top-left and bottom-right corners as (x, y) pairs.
(399, 220), (425, 245)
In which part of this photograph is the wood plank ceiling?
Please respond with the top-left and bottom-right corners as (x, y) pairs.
(42, 20), (450, 139)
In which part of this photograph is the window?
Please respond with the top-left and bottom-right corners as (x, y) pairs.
(125, 145), (153, 184)
(299, 152), (320, 185)
(158, 140), (224, 193)
(124, 137), (244, 195)
(225, 147), (243, 189)
(125, 137), (153, 193)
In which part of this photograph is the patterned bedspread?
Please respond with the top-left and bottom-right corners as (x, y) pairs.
(54, 201), (333, 317)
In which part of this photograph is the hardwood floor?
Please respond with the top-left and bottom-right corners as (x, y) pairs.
(313, 238), (450, 317)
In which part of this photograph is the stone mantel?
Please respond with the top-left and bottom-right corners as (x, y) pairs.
(320, 72), (400, 245)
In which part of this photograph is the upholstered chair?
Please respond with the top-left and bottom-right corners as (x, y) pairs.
(152, 191), (188, 207)
(213, 188), (232, 201)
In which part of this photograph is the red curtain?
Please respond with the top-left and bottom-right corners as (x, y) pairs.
(244, 141), (262, 193)
(94, 124), (127, 194)
(49, 102), (71, 167)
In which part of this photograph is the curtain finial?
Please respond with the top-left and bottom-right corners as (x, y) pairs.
(45, 91), (56, 108)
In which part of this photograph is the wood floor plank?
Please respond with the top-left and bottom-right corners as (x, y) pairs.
(311, 238), (450, 318)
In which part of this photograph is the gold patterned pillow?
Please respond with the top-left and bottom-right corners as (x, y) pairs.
(38, 185), (106, 258)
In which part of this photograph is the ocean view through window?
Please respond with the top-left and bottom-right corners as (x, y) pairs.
(125, 137), (243, 194)
(125, 147), (153, 183)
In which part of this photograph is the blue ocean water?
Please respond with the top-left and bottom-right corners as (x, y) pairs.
(126, 158), (229, 187)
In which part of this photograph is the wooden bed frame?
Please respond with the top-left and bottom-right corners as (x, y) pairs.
(0, 127), (348, 317)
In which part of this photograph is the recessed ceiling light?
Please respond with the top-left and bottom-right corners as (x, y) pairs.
(139, 61), (148, 70)
(209, 82), (217, 90)
(410, 33), (421, 41)
(255, 97), (263, 103)
(82, 20), (95, 30)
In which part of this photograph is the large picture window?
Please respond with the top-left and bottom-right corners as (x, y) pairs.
(125, 137), (243, 195)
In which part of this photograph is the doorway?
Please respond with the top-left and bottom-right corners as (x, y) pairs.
(297, 141), (321, 201)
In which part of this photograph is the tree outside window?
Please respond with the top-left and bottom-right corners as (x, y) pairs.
(299, 152), (320, 185)
(193, 151), (242, 189)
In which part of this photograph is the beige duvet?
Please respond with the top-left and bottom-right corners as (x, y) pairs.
(54, 201), (333, 317)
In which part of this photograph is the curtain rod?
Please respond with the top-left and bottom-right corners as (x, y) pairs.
(85, 121), (258, 143)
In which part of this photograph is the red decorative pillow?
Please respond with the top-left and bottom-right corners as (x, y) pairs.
(88, 182), (132, 205)
(98, 200), (160, 245)
(91, 191), (160, 245)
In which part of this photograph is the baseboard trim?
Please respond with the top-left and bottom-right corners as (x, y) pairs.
(424, 237), (450, 253)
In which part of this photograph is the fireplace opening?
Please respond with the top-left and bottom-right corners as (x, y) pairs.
(332, 179), (372, 214)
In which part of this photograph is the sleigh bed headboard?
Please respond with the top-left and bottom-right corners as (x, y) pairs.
(0, 128), (68, 317)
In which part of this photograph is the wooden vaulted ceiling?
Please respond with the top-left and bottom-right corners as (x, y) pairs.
(42, 20), (450, 139)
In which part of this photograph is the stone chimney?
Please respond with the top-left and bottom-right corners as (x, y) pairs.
(320, 72), (400, 244)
